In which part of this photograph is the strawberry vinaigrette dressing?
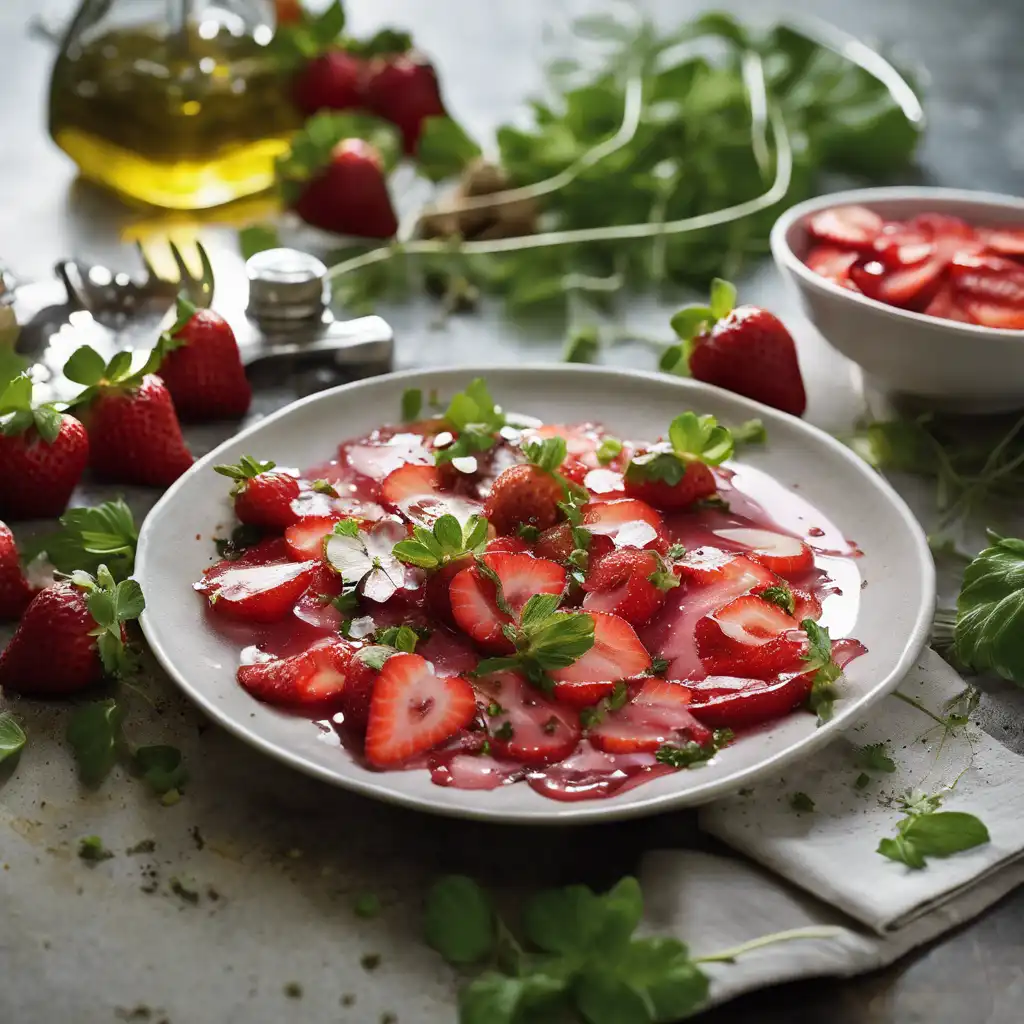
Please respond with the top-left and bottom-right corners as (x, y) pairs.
(196, 414), (866, 802)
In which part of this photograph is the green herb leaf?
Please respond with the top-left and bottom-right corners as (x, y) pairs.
(760, 584), (795, 615)
(790, 791), (815, 812)
(21, 500), (139, 580)
(0, 712), (26, 764)
(332, 518), (362, 538)
(436, 379), (506, 466)
(63, 345), (107, 387)
(67, 699), (123, 786)
(393, 515), (487, 571)
(574, 973), (651, 1024)
(524, 436), (568, 475)
(374, 625), (419, 654)
(596, 437), (623, 465)
(401, 388), (423, 422)
(953, 534), (1024, 684)
(801, 619), (842, 723)
(424, 875), (496, 965)
(416, 116), (482, 183)
(459, 972), (565, 1024)
(78, 835), (114, 863)
(878, 789), (989, 870)
(134, 745), (187, 796)
(733, 418), (767, 446)
(238, 224), (280, 261)
(856, 742), (897, 773)
(564, 324), (600, 363)
(668, 412), (734, 466)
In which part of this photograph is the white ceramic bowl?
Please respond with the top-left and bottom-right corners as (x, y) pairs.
(771, 187), (1024, 412)
(135, 365), (934, 823)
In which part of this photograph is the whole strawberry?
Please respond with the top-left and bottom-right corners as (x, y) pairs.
(0, 521), (32, 620)
(278, 113), (400, 239)
(0, 374), (89, 520)
(664, 279), (807, 417)
(157, 296), (252, 422)
(66, 345), (193, 487)
(0, 566), (144, 695)
(214, 455), (301, 530)
(363, 51), (445, 154)
(293, 50), (362, 116)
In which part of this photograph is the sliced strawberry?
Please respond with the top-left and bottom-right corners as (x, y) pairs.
(486, 536), (532, 556)
(337, 654), (381, 733)
(380, 463), (442, 505)
(590, 678), (710, 753)
(582, 548), (673, 626)
(923, 282), (975, 323)
(237, 638), (356, 706)
(959, 299), (1024, 329)
(424, 553), (473, 625)
(713, 527), (813, 579)
(949, 252), (1024, 327)
(284, 515), (343, 561)
(550, 610), (651, 684)
(196, 558), (319, 622)
(695, 594), (804, 679)
(791, 588), (823, 621)
(379, 463), (482, 526)
(551, 679), (620, 707)
(910, 213), (976, 241)
(364, 653), (477, 767)
(980, 226), (1024, 258)
(623, 461), (717, 511)
(687, 673), (813, 729)
(479, 671), (581, 764)
(674, 548), (777, 589)
(807, 205), (883, 250)
(582, 498), (666, 554)
(805, 246), (859, 288)
(872, 222), (934, 268)
(851, 255), (944, 309)
(449, 553), (566, 649)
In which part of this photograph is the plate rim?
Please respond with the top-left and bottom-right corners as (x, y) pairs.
(136, 364), (936, 824)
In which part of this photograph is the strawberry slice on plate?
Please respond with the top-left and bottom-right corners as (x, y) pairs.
(237, 638), (356, 706)
(550, 610), (651, 684)
(284, 515), (344, 561)
(364, 653), (477, 767)
(582, 547), (677, 626)
(582, 498), (666, 553)
(687, 673), (813, 729)
(589, 678), (711, 753)
(949, 252), (1024, 328)
(695, 594), (804, 679)
(380, 463), (481, 526)
(923, 282), (975, 324)
(713, 527), (813, 579)
(807, 205), (883, 250)
(980, 226), (1024, 259)
(674, 548), (777, 589)
(851, 255), (945, 309)
(479, 671), (581, 764)
(449, 552), (566, 649)
(196, 557), (319, 622)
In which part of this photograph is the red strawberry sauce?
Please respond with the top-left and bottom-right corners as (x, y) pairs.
(197, 419), (866, 802)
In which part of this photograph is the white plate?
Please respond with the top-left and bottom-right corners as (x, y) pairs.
(136, 366), (934, 823)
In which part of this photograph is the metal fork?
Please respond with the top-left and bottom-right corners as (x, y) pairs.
(54, 239), (214, 329)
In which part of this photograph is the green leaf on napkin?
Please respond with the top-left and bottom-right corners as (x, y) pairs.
(877, 790), (990, 870)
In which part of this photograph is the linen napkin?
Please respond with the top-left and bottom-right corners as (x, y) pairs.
(639, 649), (1024, 1005)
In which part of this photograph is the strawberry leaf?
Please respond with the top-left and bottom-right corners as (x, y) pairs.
(401, 388), (423, 421)
(596, 437), (622, 465)
(668, 306), (713, 344)
(524, 437), (567, 475)
(67, 699), (124, 786)
(393, 515), (487, 570)
(435, 379), (506, 466)
(0, 373), (32, 414)
(416, 116), (483, 184)
(734, 418), (766, 446)
(158, 294), (198, 354)
(668, 412), (734, 465)
(647, 553), (680, 592)
(374, 625), (419, 653)
(214, 455), (275, 493)
(20, 499), (138, 581)
(134, 744), (187, 795)
(564, 325), (600, 364)
(277, 111), (402, 188)
(708, 278), (737, 320)
(0, 712), (26, 764)
(72, 568), (145, 677)
(760, 584), (794, 615)
(342, 27), (413, 58)
(332, 518), (362, 538)
(0, 307), (27, 392)
(63, 345), (108, 387)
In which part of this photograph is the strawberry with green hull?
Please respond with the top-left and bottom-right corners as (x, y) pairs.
(662, 279), (807, 417)
(363, 51), (446, 155)
(623, 412), (733, 510)
(0, 374), (89, 520)
(483, 437), (569, 536)
(157, 295), (251, 422)
(276, 113), (400, 238)
(215, 456), (301, 531)
(64, 346), (192, 487)
(0, 522), (32, 620)
(0, 567), (143, 695)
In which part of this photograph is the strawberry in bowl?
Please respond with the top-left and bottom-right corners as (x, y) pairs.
(188, 377), (867, 803)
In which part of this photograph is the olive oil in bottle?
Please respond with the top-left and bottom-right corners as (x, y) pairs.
(49, 1), (300, 209)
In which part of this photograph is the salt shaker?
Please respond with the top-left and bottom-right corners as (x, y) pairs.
(235, 248), (394, 388)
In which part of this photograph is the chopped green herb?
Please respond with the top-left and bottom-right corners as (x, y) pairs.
(373, 625), (419, 654)
(134, 745), (187, 796)
(563, 325), (600, 363)
(790, 792), (815, 813)
(67, 699), (123, 787)
(649, 656), (669, 675)
(596, 437), (623, 465)
(401, 388), (423, 422)
(353, 891), (382, 919)
(878, 791), (989, 870)
(435, 379), (505, 466)
(170, 876), (200, 904)
(855, 773), (871, 790)
(360, 953), (382, 972)
(733, 419), (767, 446)
(761, 584), (795, 615)
(283, 982), (303, 999)
(801, 619), (842, 723)
(78, 836), (114, 863)
(494, 721), (515, 741)
(665, 543), (686, 560)
(311, 479), (339, 497)
(856, 742), (897, 774)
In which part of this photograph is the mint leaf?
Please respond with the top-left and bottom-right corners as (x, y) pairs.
(953, 533), (1024, 684)
(856, 742), (896, 773)
(524, 436), (567, 474)
(374, 625), (419, 653)
(618, 937), (709, 1020)
(238, 224), (280, 260)
(878, 834), (927, 869)
(760, 584), (794, 615)
(332, 518), (361, 538)
(67, 700), (123, 786)
(574, 973), (650, 1024)
(596, 437), (623, 465)
(459, 972), (565, 1024)
(393, 515), (487, 571)
(424, 875), (496, 965)
(790, 791), (815, 812)
(436, 379), (505, 466)
(401, 388), (423, 422)
(801, 619), (842, 723)
(416, 116), (482, 183)
(902, 811), (989, 858)
(564, 325), (600, 363)
(708, 277), (738, 320)
(733, 418), (767, 446)
(667, 412), (734, 465)
(0, 712), (26, 764)
(135, 745), (187, 796)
